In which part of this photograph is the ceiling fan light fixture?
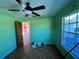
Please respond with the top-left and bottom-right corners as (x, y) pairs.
(26, 10), (32, 14)
(8, 0), (45, 17)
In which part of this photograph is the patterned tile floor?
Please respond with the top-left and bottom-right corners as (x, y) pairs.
(4, 45), (65, 59)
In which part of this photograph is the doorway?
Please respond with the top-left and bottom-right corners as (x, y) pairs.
(22, 22), (30, 47)
(15, 21), (30, 48)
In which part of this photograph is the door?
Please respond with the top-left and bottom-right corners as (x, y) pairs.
(15, 21), (23, 48)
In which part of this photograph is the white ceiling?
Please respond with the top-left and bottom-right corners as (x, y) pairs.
(0, 0), (71, 17)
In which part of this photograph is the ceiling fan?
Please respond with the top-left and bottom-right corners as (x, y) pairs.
(8, 0), (45, 17)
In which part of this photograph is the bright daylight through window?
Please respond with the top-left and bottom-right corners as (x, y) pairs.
(62, 10), (79, 59)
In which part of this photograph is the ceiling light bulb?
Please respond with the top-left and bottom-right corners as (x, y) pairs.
(26, 10), (32, 14)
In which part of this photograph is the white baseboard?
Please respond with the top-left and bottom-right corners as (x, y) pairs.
(44, 43), (56, 45)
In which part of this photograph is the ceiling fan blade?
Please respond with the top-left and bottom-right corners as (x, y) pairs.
(32, 5), (45, 11)
(8, 9), (20, 11)
(16, 0), (22, 4)
(32, 12), (40, 16)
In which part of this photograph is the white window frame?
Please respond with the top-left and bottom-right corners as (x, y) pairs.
(62, 9), (79, 59)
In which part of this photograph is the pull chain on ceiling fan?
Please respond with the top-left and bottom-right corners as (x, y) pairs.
(8, 0), (45, 17)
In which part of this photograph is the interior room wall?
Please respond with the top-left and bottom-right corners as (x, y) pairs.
(20, 16), (55, 45)
(0, 11), (21, 59)
(54, 0), (79, 59)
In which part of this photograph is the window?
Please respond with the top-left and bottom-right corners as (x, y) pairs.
(62, 11), (79, 59)
(78, 12), (79, 22)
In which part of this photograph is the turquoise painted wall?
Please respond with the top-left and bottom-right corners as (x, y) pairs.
(20, 17), (55, 44)
(54, 0), (79, 59)
(0, 11), (20, 59)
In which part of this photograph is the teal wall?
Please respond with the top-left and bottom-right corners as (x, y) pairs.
(0, 11), (54, 58)
(0, 11), (20, 59)
(20, 17), (55, 44)
(54, 0), (79, 59)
